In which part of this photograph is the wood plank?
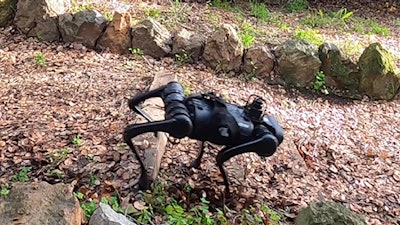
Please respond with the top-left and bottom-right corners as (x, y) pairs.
(133, 72), (177, 183)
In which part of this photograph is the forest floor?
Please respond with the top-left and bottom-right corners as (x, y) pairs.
(1, 0), (400, 224)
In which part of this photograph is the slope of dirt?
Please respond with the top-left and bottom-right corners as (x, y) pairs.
(1, 1), (400, 225)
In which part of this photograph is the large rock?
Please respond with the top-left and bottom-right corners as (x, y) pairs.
(202, 24), (243, 73)
(319, 43), (360, 89)
(59, 9), (108, 49)
(172, 28), (205, 62)
(14, 0), (70, 41)
(277, 39), (321, 87)
(0, 0), (17, 27)
(97, 12), (132, 54)
(0, 182), (82, 225)
(131, 18), (172, 59)
(89, 203), (137, 225)
(358, 42), (400, 100)
(243, 45), (275, 78)
(295, 201), (368, 225)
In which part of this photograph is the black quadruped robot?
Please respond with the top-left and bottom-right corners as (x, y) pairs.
(124, 81), (284, 194)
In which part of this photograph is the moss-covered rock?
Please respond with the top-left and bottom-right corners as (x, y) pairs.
(358, 42), (400, 100)
(277, 39), (321, 87)
(295, 201), (368, 225)
(318, 43), (360, 89)
(0, 0), (18, 27)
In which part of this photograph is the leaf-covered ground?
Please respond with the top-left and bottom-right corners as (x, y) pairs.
(1, 1), (400, 225)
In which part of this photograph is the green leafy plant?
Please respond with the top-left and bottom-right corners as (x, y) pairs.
(294, 28), (324, 46)
(368, 20), (390, 35)
(89, 173), (100, 186)
(101, 196), (123, 212)
(33, 52), (46, 67)
(313, 71), (328, 94)
(175, 50), (190, 63)
(12, 167), (32, 182)
(396, 20), (400, 27)
(239, 21), (257, 49)
(104, 11), (114, 21)
(250, 0), (270, 23)
(241, 207), (264, 225)
(209, 0), (232, 10)
(81, 201), (97, 219)
(72, 134), (83, 146)
(1, 184), (10, 196)
(48, 148), (71, 164)
(129, 48), (144, 56)
(285, 0), (309, 13)
(145, 7), (161, 18)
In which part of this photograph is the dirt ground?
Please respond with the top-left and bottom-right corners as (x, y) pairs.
(1, 1), (400, 224)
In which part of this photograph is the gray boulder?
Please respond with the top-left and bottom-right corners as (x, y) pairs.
(244, 45), (275, 78)
(14, 0), (70, 41)
(89, 203), (137, 225)
(203, 24), (243, 73)
(277, 39), (321, 87)
(97, 12), (132, 54)
(358, 42), (400, 100)
(0, 182), (82, 225)
(319, 43), (360, 89)
(295, 201), (368, 225)
(131, 18), (172, 59)
(59, 9), (108, 49)
(172, 28), (205, 62)
(0, 0), (17, 27)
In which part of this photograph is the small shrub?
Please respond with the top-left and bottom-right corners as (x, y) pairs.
(328, 8), (353, 24)
(285, 0), (309, 13)
(301, 9), (332, 28)
(81, 201), (97, 219)
(33, 52), (46, 67)
(12, 167), (32, 182)
(1, 184), (10, 196)
(313, 71), (328, 94)
(250, 0), (270, 23)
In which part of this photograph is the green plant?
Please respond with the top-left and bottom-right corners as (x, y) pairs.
(101, 196), (122, 212)
(12, 167), (32, 182)
(239, 21), (257, 48)
(250, 0), (270, 23)
(129, 48), (144, 56)
(89, 173), (100, 186)
(48, 148), (71, 164)
(285, 0), (309, 12)
(313, 71), (328, 94)
(81, 201), (97, 219)
(294, 28), (324, 46)
(241, 208), (264, 225)
(368, 20), (389, 35)
(145, 7), (161, 18)
(261, 204), (282, 223)
(1, 184), (10, 196)
(72, 134), (83, 146)
(33, 52), (46, 67)
(175, 50), (190, 63)
(396, 20), (400, 27)
(71, 1), (93, 13)
(209, 0), (232, 10)
(182, 82), (191, 96)
(300, 9), (332, 28)
(104, 11), (114, 21)
(328, 8), (353, 24)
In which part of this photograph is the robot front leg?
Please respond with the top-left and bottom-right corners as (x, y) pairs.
(215, 133), (279, 194)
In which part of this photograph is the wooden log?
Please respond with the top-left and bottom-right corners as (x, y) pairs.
(132, 72), (177, 183)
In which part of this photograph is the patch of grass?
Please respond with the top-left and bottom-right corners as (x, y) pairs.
(72, 134), (83, 146)
(352, 18), (390, 35)
(250, 0), (270, 23)
(239, 21), (258, 49)
(301, 9), (332, 28)
(285, 0), (309, 13)
(294, 28), (324, 46)
(33, 52), (46, 67)
(396, 20), (400, 27)
(12, 167), (32, 182)
(209, 0), (232, 10)
(163, 0), (190, 28)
